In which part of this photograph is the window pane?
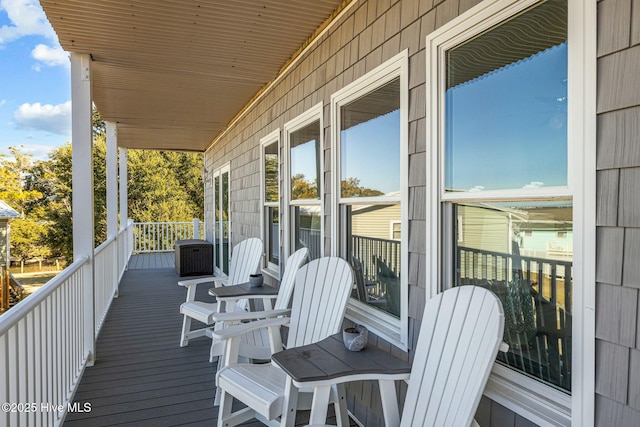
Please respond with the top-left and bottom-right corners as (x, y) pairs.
(453, 201), (572, 393)
(343, 203), (401, 318)
(292, 205), (321, 260)
(221, 171), (230, 275)
(266, 206), (279, 266)
(290, 121), (320, 200)
(340, 79), (400, 197)
(445, 0), (567, 192)
(264, 143), (279, 202)
(214, 175), (221, 271)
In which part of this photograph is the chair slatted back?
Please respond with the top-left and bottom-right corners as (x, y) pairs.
(226, 238), (263, 311)
(287, 257), (353, 348)
(274, 248), (308, 310)
(401, 286), (504, 427)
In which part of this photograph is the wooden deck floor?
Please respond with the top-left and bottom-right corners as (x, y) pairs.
(127, 252), (175, 269)
(64, 256), (350, 426)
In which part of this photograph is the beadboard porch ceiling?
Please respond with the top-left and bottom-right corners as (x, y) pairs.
(39, 0), (348, 152)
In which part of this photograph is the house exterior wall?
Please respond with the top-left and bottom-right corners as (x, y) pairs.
(594, 0), (640, 424)
(202, 0), (631, 425)
(351, 204), (402, 240)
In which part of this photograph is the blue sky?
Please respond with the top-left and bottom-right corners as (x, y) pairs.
(446, 43), (568, 192)
(0, 0), (70, 162)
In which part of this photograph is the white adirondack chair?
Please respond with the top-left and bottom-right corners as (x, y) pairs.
(178, 237), (262, 350)
(215, 256), (354, 427)
(208, 247), (308, 364)
(307, 285), (506, 427)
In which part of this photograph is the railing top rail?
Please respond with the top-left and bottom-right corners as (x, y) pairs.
(0, 255), (90, 335)
(352, 234), (401, 244)
(133, 221), (195, 225)
(95, 235), (117, 256)
(458, 245), (573, 266)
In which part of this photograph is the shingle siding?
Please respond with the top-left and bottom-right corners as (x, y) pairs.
(201, 0), (639, 424)
(596, 0), (640, 422)
(597, 0), (632, 56)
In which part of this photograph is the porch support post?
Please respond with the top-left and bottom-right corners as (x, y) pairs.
(71, 52), (96, 365)
(119, 147), (128, 230)
(106, 121), (119, 297)
(106, 121), (118, 238)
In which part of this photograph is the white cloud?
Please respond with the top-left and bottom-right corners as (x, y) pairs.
(522, 181), (544, 189)
(13, 101), (71, 136)
(0, 0), (56, 45)
(0, 99), (6, 107)
(31, 43), (68, 67)
(469, 185), (485, 192)
(17, 143), (56, 161)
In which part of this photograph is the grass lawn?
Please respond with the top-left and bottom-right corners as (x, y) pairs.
(13, 271), (59, 296)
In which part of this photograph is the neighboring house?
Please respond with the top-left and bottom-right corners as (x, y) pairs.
(38, 0), (638, 425)
(0, 200), (20, 266)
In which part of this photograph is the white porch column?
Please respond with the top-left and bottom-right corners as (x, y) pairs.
(119, 147), (128, 231)
(106, 121), (118, 238)
(71, 53), (96, 365)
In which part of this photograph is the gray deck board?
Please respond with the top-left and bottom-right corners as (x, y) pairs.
(64, 257), (354, 426)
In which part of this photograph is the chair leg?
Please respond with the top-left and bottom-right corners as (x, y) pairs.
(180, 315), (192, 347)
(332, 384), (349, 427)
(213, 357), (223, 406)
(217, 389), (233, 427)
(378, 379), (401, 427)
(280, 377), (300, 427)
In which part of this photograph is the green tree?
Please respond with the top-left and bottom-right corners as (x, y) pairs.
(13, 109), (204, 262)
(291, 174), (318, 200)
(0, 146), (43, 215)
(127, 150), (199, 222)
(9, 218), (50, 262)
(340, 177), (384, 198)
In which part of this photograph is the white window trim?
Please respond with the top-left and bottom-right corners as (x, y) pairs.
(330, 50), (409, 351)
(260, 129), (281, 277)
(425, 1), (595, 426)
(283, 102), (324, 260)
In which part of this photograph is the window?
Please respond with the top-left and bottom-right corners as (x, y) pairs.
(390, 221), (401, 240)
(426, 0), (595, 425)
(213, 164), (230, 276)
(285, 104), (323, 261)
(332, 52), (408, 349)
(261, 130), (280, 273)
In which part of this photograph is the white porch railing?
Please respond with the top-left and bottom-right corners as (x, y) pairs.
(133, 219), (203, 253)
(94, 219), (134, 333)
(0, 220), (134, 427)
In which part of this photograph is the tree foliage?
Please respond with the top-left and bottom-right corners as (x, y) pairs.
(2, 111), (204, 264)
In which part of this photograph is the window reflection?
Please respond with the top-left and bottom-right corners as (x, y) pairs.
(264, 143), (279, 203)
(292, 205), (321, 261)
(445, 0), (567, 192)
(344, 203), (401, 318)
(266, 206), (279, 266)
(453, 201), (572, 392)
(340, 79), (400, 197)
(263, 140), (279, 268)
(290, 121), (320, 200)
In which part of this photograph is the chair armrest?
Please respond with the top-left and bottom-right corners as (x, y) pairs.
(178, 276), (227, 303)
(177, 276), (226, 288)
(216, 293), (278, 302)
(211, 308), (291, 323)
(211, 317), (290, 341)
